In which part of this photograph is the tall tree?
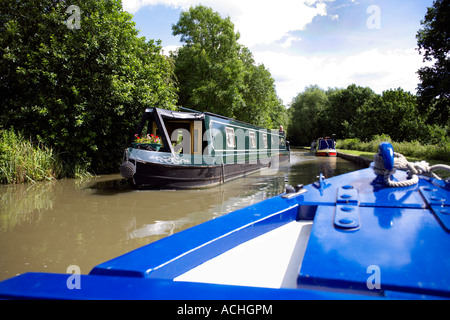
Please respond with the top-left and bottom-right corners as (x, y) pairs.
(353, 88), (424, 142)
(416, 0), (450, 127)
(172, 5), (245, 119)
(322, 84), (377, 140)
(236, 47), (286, 128)
(172, 5), (287, 128)
(288, 85), (328, 146)
(0, 0), (177, 173)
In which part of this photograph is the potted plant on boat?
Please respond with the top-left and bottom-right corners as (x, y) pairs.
(132, 134), (162, 151)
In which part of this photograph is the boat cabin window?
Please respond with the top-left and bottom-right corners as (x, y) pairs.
(262, 134), (268, 148)
(226, 127), (236, 148)
(166, 121), (191, 154)
(249, 131), (257, 148)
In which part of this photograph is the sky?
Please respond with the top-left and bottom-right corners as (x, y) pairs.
(122, 0), (435, 106)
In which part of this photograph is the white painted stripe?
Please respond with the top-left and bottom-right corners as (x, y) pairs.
(175, 221), (313, 289)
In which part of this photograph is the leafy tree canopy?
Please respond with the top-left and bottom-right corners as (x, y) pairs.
(416, 0), (450, 126)
(287, 85), (447, 146)
(0, 0), (178, 173)
(172, 5), (286, 129)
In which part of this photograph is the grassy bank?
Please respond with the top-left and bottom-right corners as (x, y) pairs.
(336, 136), (450, 178)
(0, 129), (93, 184)
(338, 148), (450, 167)
(336, 135), (450, 163)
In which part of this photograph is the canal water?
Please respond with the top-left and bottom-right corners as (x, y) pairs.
(0, 150), (363, 281)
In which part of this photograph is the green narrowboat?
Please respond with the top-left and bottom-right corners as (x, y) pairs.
(119, 107), (290, 188)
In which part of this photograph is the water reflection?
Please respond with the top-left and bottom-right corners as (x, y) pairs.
(128, 219), (189, 239)
(0, 181), (56, 232)
(0, 150), (363, 280)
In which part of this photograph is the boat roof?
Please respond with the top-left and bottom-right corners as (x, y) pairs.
(145, 107), (205, 121)
(145, 107), (281, 132)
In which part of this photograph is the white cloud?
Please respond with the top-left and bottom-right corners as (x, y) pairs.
(161, 44), (182, 56)
(122, 0), (142, 13)
(122, 0), (194, 13)
(122, 0), (335, 46)
(253, 48), (428, 104)
(223, 0), (331, 46)
(280, 35), (302, 49)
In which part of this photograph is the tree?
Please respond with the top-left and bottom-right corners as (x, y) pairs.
(287, 85), (328, 146)
(322, 84), (377, 139)
(172, 5), (245, 119)
(172, 5), (287, 128)
(354, 88), (424, 142)
(236, 47), (286, 128)
(0, 0), (177, 173)
(416, 0), (450, 127)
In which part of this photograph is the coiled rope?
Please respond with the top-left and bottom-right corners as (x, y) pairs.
(373, 152), (450, 188)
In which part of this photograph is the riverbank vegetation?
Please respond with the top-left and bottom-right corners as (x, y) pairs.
(0, 129), (60, 184)
(1, 0), (178, 177)
(287, 85), (448, 147)
(337, 135), (450, 164)
(0, 128), (93, 184)
(287, 83), (450, 165)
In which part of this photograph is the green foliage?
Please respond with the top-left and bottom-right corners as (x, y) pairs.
(322, 85), (377, 139)
(416, 0), (450, 126)
(172, 5), (287, 129)
(0, 129), (61, 184)
(236, 47), (286, 128)
(288, 85), (328, 146)
(0, 0), (178, 173)
(172, 5), (245, 118)
(352, 88), (424, 142)
(288, 84), (448, 147)
(337, 135), (450, 163)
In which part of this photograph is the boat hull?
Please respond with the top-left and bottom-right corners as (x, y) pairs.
(127, 150), (290, 189)
(316, 149), (337, 157)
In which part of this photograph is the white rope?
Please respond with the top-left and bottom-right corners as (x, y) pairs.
(373, 152), (450, 188)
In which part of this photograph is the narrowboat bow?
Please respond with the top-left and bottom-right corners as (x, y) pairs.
(119, 108), (290, 189)
(313, 137), (337, 157)
(0, 143), (449, 300)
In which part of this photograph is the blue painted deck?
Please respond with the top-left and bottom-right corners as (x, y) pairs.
(0, 164), (449, 300)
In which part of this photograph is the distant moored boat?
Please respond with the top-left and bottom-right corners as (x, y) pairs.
(314, 137), (337, 157)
